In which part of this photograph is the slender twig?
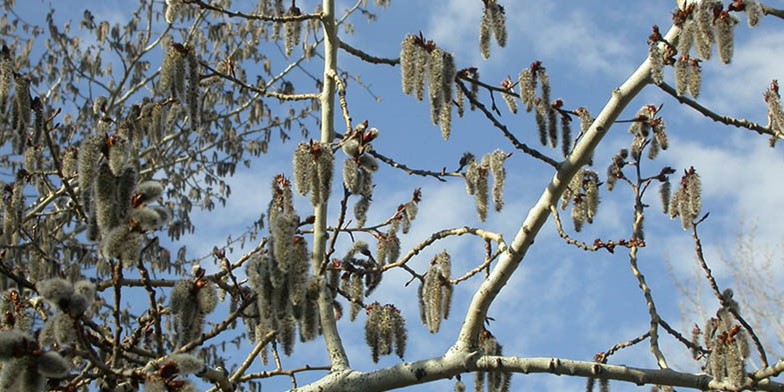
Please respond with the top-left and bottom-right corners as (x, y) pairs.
(329, 70), (353, 135)
(596, 331), (651, 363)
(762, 5), (784, 20)
(137, 239), (165, 356)
(370, 149), (461, 181)
(111, 260), (123, 368)
(658, 82), (775, 138)
(384, 227), (507, 271)
(229, 331), (278, 383)
(659, 318), (707, 355)
(456, 80), (560, 168)
(691, 220), (769, 368)
(182, 0), (322, 22)
(338, 40), (399, 66)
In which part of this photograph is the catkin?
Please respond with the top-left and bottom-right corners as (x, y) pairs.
(715, 12), (738, 64)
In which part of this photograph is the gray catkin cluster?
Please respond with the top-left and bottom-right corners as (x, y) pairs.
(474, 329), (512, 392)
(341, 124), (379, 227)
(700, 289), (749, 389)
(284, 5), (303, 57)
(169, 277), (218, 348)
(77, 121), (170, 265)
(677, 1), (742, 64)
(364, 302), (407, 363)
(463, 150), (507, 222)
(400, 35), (456, 140)
(160, 43), (188, 96)
(244, 177), (319, 356)
(666, 167), (702, 229)
(648, 40), (665, 85)
(38, 279), (96, 348)
(518, 62), (568, 152)
(0, 330), (70, 391)
(340, 240), (383, 321)
(764, 82), (784, 139)
(2, 174), (24, 247)
(479, 0), (507, 60)
(0, 45), (12, 101)
(673, 55), (702, 99)
(418, 251), (452, 334)
(627, 105), (669, 160)
(561, 169), (600, 232)
(293, 141), (334, 207)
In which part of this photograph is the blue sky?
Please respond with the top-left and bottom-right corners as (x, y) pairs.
(14, 0), (784, 390)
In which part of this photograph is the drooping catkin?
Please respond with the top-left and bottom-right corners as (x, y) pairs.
(744, 0), (763, 27)
(287, 236), (309, 306)
(315, 143), (334, 205)
(561, 115), (572, 157)
(674, 56), (690, 96)
(687, 58), (702, 98)
(533, 99), (547, 146)
(78, 133), (105, 196)
(659, 179), (671, 215)
(479, 0), (506, 59)
(93, 163), (120, 237)
(715, 11), (738, 64)
(500, 77), (517, 114)
(14, 75), (31, 135)
(0, 46), (12, 100)
(518, 68), (536, 112)
(428, 48), (446, 125)
(160, 43), (187, 96)
(677, 18), (695, 56)
(271, 211), (299, 273)
(488, 150), (507, 212)
(187, 50), (200, 131)
(293, 143), (312, 197)
(284, 6), (302, 57)
(695, 0), (718, 59)
(648, 42), (664, 85)
(474, 158), (490, 222)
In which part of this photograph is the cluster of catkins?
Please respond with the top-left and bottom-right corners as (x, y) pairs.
(78, 124), (169, 265)
(692, 289), (749, 389)
(665, 166), (702, 229)
(400, 34), (457, 140)
(36, 278), (96, 346)
(652, 0), (763, 90)
(142, 353), (206, 392)
(418, 251), (453, 334)
(463, 150), (508, 222)
(560, 169), (600, 233)
(0, 278), (97, 391)
(284, 5), (303, 57)
(293, 141), (334, 207)
(628, 105), (669, 161)
(474, 329), (512, 392)
(364, 302), (407, 363)
(340, 241), (383, 322)
(158, 41), (200, 132)
(169, 271), (218, 348)
(764, 80), (784, 141)
(479, 0), (507, 60)
(245, 176), (320, 357)
(0, 330), (70, 391)
(341, 121), (379, 227)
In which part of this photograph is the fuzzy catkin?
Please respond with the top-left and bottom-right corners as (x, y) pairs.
(715, 12), (738, 64)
